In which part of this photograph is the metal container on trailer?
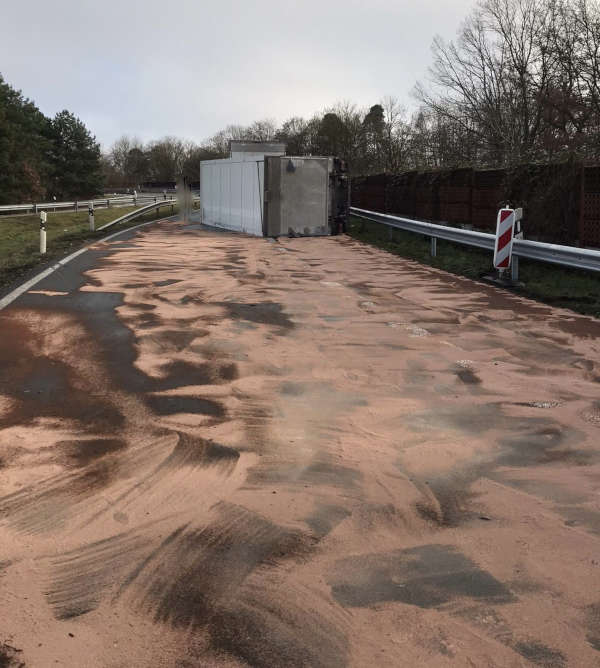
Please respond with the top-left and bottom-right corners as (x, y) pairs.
(200, 143), (348, 237)
(263, 156), (349, 237)
(200, 141), (285, 235)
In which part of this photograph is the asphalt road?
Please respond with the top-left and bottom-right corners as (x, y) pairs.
(0, 218), (599, 667)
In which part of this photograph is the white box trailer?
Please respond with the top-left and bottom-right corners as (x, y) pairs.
(200, 142), (349, 237)
(200, 158), (266, 236)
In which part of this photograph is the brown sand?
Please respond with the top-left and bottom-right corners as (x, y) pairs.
(0, 220), (599, 667)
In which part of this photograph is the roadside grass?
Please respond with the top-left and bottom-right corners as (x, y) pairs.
(0, 205), (178, 294)
(348, 216), (600, 318)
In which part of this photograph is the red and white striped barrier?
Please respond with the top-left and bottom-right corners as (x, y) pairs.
(493, 207), (521, 270)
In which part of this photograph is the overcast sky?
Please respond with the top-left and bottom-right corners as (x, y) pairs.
(1, 0), (475, 151)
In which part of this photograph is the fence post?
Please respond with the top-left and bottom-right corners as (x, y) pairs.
(511, 255), (519, 282)
(40, 211), (47, 254)
(88, 202), (95, 231)
(431, 237), (437, 257)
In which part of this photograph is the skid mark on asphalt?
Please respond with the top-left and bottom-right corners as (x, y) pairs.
(45, 498), (347, 666)
(328, 544), (515, 609)
(0, 406), (239, 536)
(81, 431), (241, 526)
(457, 606), (567, 667)
(401, 400), (599, 527)
(122, 503), (313, 627)
(513, 641), (566, 667)
(0, 460), (123, 534)
(43, 529), (155, 619)
(328, 545), (570, 664)
(206, 581), (348, 668)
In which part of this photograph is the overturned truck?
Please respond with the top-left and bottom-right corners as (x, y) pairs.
(200, 141), (349, 237)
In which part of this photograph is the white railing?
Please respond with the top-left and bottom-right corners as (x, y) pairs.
(0, 193), (173, 216)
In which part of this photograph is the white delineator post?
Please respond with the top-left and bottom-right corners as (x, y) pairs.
(40, 211), (47, 254)
(88, 201), (95, 231)
(493, 207), (516, 274)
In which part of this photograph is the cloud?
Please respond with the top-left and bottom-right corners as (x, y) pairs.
(1, 0), (475, 148)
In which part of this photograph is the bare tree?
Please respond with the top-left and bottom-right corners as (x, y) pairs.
(381, 96), (413, 173)
(247, 119), (278, 141)
(416, 0), (559, 166)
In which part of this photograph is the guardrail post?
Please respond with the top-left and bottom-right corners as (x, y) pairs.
(171, 203), (174, 215)
(431, 237), (437, 257)
(134, 194), (137, 206)
(34, 203), (38, 215)
(388, 227), (393, 241)
(511, 255), (519, 282)
(40, 211), (47, 254)
(88, 201), (95, 231)
(163, 190), (167, 200)
(75, 200), (78, 212)
(107, 198), (110, 208)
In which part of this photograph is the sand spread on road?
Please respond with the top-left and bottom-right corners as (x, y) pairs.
(0, 220), (599, 666)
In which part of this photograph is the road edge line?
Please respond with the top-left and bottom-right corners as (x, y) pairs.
(0, 217), (170, 312)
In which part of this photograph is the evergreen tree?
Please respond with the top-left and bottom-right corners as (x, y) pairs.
(49, 110), (103, 199)
(0, 74), (53, 204)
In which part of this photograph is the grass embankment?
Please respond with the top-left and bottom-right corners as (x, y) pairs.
(348, 216), (600, 318)
(0, 204), (178, 294)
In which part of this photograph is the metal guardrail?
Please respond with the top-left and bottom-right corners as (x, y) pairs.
(350, 207), (600, 277)
(96, 196), (200, 231)
(0, 194), (173, 216)
(96, 199), (178, 231)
